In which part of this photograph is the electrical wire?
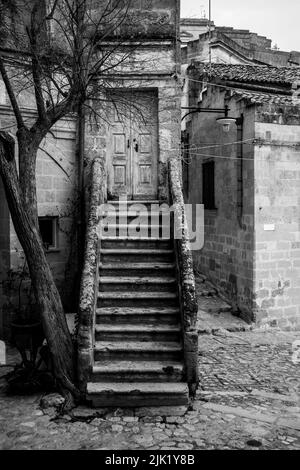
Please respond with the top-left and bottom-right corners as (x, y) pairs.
(181, 149), (300, 164)
(177, 138), (255, 151)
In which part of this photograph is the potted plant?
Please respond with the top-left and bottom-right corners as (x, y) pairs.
(10, 304), (44, 369)
(7, 262), (45, 368)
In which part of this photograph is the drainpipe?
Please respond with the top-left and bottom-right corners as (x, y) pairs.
(77, 103), (85, 272)
(236, 114), (244, 229)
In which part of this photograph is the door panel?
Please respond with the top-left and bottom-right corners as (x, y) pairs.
(108, 90), (158, 200)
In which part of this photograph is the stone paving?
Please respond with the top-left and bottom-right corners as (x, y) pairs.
(0, 326), (299, 450)
(0, 276), (299, 450)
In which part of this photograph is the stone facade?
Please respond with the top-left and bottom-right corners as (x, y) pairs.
(0, 0), (182, 339)
(83, 1), (182, 199)
(184, 86), (255, 321)
(0, 104), (78, 339)
(184, 63), (300, 329)
(181, 19), (300, 67)
(253, 113), (300, 329)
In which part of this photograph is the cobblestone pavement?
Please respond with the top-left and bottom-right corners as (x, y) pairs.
(0, 327), (299, 450)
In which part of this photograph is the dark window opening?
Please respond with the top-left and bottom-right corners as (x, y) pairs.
(182, 132), (190, 201)
(202, 161), (216, 210)
(38, 217), (58, 250)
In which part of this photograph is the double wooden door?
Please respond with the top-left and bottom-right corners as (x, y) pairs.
(108, 90), (158, 200)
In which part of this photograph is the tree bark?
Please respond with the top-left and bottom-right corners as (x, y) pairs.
(0, 132), (79, 401)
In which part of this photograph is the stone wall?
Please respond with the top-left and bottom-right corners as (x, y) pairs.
(185, 85), (256, 321)
(216, 27), (272, 50)
(253, 107), (300, 329)
(36, 118), (78, 310)
(180, 18), (213, 43)
(185, 75), (300, 328)
(87, 0), (180, 40)
(181, 28), (300, 67)
(0, 106), (78, 339)
(84, 40), (182, 202)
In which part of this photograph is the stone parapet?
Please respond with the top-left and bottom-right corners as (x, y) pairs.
(77, 158), (106, 391)
(169, 157), (199, 395)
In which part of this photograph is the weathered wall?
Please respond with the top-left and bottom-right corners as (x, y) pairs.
(216, 27), (272, 50)
(0, 0), (182, 337)
(36, 118), (78, 310)
(253, 106), (300, 329)
(0, 106), (78, 339)
(181, 29), (300, 67)
(181, 34), (252, 65)
(84, 35), (182, 201)
(180, 18), (213, 43)
(85, 80), (181, 201)
(185, 85), (256, 321)
(114, 0), (180, 40)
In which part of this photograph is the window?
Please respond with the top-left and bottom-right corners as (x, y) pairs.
(38, 217), (58, 250)
(202, 161), (216, 210)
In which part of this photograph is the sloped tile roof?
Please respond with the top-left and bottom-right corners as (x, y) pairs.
(201, 63), (300, 85)
(232, 89), (300, 106)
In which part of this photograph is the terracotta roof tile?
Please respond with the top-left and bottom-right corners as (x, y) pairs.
(232, 89), (300, 106)
(200, 63), (300, 85)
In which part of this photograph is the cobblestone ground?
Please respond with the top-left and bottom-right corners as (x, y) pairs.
(0, 328), (299, 450)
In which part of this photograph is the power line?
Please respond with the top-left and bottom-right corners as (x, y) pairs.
(182, 150), (300, 164)
(180, 138), (255, 151)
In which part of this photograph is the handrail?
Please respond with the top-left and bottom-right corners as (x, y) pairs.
(77, 158), (106, 392)
(169, 156), (199, 396)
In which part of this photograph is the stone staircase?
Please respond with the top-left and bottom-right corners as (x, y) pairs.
(86, 200), (189, 408)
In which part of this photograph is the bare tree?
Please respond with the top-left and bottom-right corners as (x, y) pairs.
(0, 0), (146, 403)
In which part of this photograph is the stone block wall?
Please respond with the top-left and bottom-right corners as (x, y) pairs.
(216, 27), (272, 50)
(36, 119), (78, 309)
(185, 78), (300, 328)
(185, 86), (256, 321)
(88, 0), (180, 40)
(0, 106), (78, 339)
(84, 38), (182, 202)
(84, 77), (182, 202)
(253, 109), (300, 329)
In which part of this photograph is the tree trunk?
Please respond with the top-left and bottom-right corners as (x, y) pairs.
(0, 132), (79, 401)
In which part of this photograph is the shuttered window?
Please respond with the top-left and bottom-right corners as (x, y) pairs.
(202, 161), (216, 210)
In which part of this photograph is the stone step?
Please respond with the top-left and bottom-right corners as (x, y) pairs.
(100, 224), (171, 238)
(98, 262), (176, 277)
(99, 211), (171, 225)
(94, 341), (183, 361)
(98, 277), (177, 293)
(99, 205), (171, 219)
(95, 324), (181, 342)
(99, 207), (169, 216)
(107, 200), (160, 207)
(87, 382), (189, 407)
(91, 360), (184, 383)
(96, 307), (180, 325)
(100, 238), (171, 250)
(100, 248), (174, 263)
(97, 291), (178, 308)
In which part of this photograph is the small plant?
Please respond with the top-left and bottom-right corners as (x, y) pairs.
(2, 261), (54, 394)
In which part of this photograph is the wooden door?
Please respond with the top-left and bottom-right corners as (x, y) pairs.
(108, 90), (158, 200)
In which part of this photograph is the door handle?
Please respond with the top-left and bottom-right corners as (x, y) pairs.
(133, 139), (138, 152)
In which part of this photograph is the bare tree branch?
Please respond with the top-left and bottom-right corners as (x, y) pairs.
(0, 56), (25, 129)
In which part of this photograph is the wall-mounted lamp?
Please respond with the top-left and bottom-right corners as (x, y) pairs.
(216, 110), (244, 133)
(216, 116), (237, 132)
